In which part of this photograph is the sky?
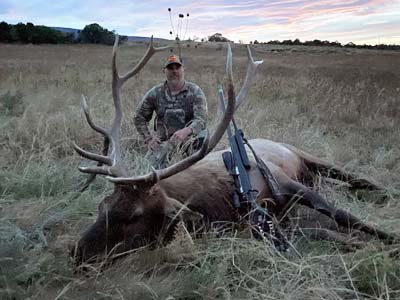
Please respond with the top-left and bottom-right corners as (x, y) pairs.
(1, 0), (400, 45)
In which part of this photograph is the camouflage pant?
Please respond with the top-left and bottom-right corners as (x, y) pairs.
(146, 130), (207, 169)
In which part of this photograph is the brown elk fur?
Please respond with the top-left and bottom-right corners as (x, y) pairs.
(73, 139), (396, 265)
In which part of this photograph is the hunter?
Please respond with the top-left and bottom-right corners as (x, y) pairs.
(134, 55), (208, 168)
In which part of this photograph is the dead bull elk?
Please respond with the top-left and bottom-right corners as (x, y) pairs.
(72, 35), (396, 265)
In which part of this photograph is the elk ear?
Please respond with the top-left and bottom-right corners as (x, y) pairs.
(164, 196), (203, 222)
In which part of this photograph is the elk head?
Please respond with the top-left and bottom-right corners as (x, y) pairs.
(71, 36), (263, 266)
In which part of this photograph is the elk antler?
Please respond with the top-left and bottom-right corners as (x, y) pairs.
(107, 43), (263, 186)
(73, 35), (170, 178)
(235, 45), (263, 110)
(74, 39), (262, 187)
(207, 44), (262, 151)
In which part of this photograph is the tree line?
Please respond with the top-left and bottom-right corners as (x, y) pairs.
(1, 23), (398, 50)
(0, 22), (127, 45)
(205, 33), (399, 51)
(251, 38), (400, 51)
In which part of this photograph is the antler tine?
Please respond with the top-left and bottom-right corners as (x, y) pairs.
(207, 43), (236, 152)
(107, 43), (238, 186)
(72, 95), (113, 165)
(72, 142), (112, 165)
(78, 165), (113, 176)
(119, 36), (171, 86)
(80, 95), (110, 137)
(225, 42), (233, 77)
(235, 45), (263, 110)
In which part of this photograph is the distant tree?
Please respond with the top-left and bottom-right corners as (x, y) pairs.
(0, 21), (12, 42)
(252, 37), (398, 51)
(330, 41), (342, 47)
(80, 23), (104, 43)
(253, 40), (259, 44)
(80, 23), (116, 45)
(293, 38), (301, 45)
(312, 39), (323, 46)
(102, 31), (116, 45)
(344, 42), (356, 48)
(282, 39), (293, 45)
(322, 40), (331, 46)
(303, 39), (323, 46)
(208, 33), (230, 42)
(15, 22), (34, 43)
(5, 22), (77, 44)
(31, 26), (65, 44)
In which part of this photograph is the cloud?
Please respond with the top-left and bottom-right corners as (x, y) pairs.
(0, 0), (399, 44)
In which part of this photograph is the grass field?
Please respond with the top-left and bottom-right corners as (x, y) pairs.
(0, 41), (399, 299)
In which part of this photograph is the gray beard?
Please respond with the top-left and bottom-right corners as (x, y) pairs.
(168, 79), (185, 91)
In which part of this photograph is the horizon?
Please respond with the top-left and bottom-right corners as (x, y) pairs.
(1, 0), (399, 45)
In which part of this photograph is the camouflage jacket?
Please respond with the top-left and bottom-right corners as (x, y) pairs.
(134, 81), (207, 141)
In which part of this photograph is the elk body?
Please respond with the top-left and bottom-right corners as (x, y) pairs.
(72, 36), (396, 265)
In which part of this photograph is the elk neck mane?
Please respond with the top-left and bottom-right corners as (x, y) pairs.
(159, 162), (238, 223)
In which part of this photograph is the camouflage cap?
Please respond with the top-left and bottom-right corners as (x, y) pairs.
(164, 55), (183, 68)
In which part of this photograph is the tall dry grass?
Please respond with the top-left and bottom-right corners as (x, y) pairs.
(0, 42), (399, 299)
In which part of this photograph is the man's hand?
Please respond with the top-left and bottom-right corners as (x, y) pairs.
(146, 136), (161, 151)
(170, 127), (193, 145)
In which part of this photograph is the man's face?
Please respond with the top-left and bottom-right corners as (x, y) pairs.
(165, 64), (184, 85)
